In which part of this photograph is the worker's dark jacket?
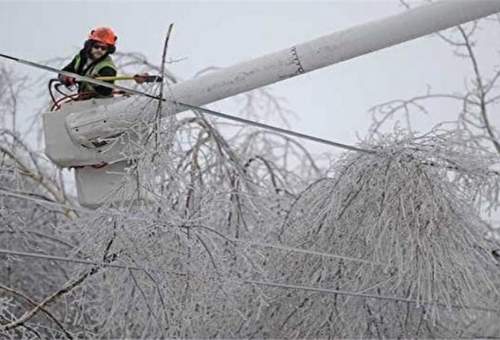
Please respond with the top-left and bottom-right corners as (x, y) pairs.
(61, 49), (117, 97)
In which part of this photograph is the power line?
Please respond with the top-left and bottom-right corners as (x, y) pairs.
(0, 189), (88, 213)
(4, 51), (500, 166)
(0, 52), (374, 155)
(175, 103), (500, 179)
(0, 248), (145, 271)
(1, 247), (497, 314)
(0, 234), (384, 271)
(0, 185), (400, 270)
(227, 237), (387, 267)
(242, 279), (500, 314)
(176, 102), (375, 154)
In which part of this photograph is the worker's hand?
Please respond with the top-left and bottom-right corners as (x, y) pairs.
(60, 75), (76, 87)
(133, 73), (150, 84)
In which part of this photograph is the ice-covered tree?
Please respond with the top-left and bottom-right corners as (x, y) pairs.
(1, 12), (500, 339)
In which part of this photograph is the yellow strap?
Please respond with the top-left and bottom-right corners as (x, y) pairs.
(95, 75), (135, 81)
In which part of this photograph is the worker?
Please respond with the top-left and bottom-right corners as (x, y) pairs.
(59, 27), (148, 99)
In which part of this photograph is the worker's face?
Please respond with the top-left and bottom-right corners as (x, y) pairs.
(89, 43), (109, 60)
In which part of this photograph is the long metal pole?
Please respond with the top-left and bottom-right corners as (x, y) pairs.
(66, 0), (500, 145)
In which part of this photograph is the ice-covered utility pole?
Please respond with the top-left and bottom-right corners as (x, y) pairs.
(41, 0), (500, 207)
(66, 0), (500, 145)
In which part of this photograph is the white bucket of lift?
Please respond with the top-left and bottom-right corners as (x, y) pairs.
(43, 97), (150, 208)
(74, 160), (151, 209)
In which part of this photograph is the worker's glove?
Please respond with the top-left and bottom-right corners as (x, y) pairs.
(133, 73), (150, 84)
(59, 75), (76, 87)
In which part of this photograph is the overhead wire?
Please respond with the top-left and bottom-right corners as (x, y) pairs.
(1, 247), (498, 314)
(241, 279), (500, 314)
(226, 237), (388, 267)
(175, 102), (376, 154)
(0, 248), (144, 271)
(176, 103), (500, 178)
(0, 52), (374, 155)
(0, 189), (88, 213)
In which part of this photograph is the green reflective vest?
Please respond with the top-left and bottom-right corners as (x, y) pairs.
(74, 54), (116, 96)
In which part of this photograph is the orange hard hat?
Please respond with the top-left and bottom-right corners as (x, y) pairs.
(88, 27), (117, 46)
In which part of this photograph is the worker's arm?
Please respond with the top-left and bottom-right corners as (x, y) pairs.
(59, 56), (78, 86)
(93, 66), (117, 96)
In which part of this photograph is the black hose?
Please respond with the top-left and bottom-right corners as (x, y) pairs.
(54, 82), (71, 96)
(48, 79), (59, 108)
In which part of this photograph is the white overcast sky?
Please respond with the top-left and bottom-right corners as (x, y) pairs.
(1, 0), (499, 154)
